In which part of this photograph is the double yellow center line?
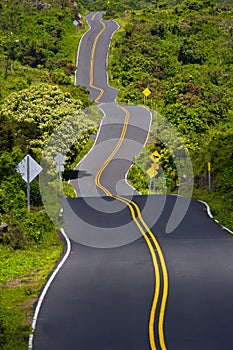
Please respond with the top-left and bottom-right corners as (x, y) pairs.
(90, 16), (106, 103)
(89, 13), (169, 350)
(95, 106), (168, 350)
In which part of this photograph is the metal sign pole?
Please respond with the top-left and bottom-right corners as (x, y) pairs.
(27, 155), (30, 212)
(54, 153), (66, 196)
(16, 154), (42, 211)
(208, 162), (211, 192)
(58, 164), (62, 195)
(149, 178), (152, 191)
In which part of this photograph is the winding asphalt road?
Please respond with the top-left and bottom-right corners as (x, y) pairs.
(33, 12), (233, 350)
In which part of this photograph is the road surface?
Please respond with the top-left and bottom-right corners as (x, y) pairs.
(33, 11), (233, 350)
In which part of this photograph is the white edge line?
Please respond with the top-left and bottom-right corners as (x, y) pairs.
(74, 13), (94, 86)
(68, 178), (78, 197)
(198, 199), (213, 218)
(169, 193), (185, 198)
(28, 228), (71, 349)
(124, 106), (152, 195)
(221, 225), (233, 234)
(76, 14), (233, 236)
(75, 12), (120, 163)
(125, 164), (140, 194)
(78, 13), (120, 101)
(73, 105), (107, 171)
(75, 13), (151, 195)
(127, 107), (233, 237)
(105, 19), (120, 102)
(198, 199), (233, 235)
(28, 12), (92, 346)
(70, 103), (107, 192)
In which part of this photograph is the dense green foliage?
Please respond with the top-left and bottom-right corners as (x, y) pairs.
(84, 0), (232, 16)
(1, 84), (88, 158)
(85, 0), (161, 13)
(0, 0), (90, 103)
(0, 82), (95, 203)
(0, 0), (96, 228)
(0, 1), (95, 349)
(0, 84), (97, 349)
(108, 0), (233, 229)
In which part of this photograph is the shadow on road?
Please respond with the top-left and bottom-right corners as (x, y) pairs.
(63, 170), (92, 180)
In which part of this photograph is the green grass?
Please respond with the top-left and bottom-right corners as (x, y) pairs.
(107, 8), (233, 235)
(193, 189), (233, 232)
(0, 104), (101, 348)
(58, 22), (89, 85)
(0, 60), (48, 103)
(83, 104), (104, 123)
(70, 139), (95, 170)
(0, 232), (63, 350)
(62, 181), (77, 198)
(0, 6), (95, 350)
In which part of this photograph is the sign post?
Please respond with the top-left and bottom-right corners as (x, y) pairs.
(208, 162), (211, 192)
(27, 155), (30, 212)
(16, 155), (43, 212)
(147, 151), (161, 191)
(54, 153), (66, 194)
(143, 88), (151, 104)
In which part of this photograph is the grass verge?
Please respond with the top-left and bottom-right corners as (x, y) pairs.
(0, 227), (63, 350)
(193, 189), (233, 232)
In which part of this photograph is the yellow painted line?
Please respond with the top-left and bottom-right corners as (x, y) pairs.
(115, 194), (168, 350)
(112, 194), (160, 350)
(88, 17), (168, 349)
(95, 105), (168, 350)
(91, 12), (98, 21)
(95, 108), (130, 192)
(95, 108), (160, 350)
(90, 19), (106, 103)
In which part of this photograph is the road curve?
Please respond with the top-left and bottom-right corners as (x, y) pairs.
(32, 11), (233, 350)
(75, 12), (118, 103)
(72, 102), (151, 197)
(75, 13), (169, 349)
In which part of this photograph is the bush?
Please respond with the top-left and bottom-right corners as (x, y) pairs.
(0, 223), (27, 250)
(0, 176), (27, 216)
(51, 69), (71, 85)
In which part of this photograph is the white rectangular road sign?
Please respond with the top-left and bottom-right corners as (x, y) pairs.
(54, 153), (66, 166)
(16, 155), (43, 183)
(56, 165), (64, 172)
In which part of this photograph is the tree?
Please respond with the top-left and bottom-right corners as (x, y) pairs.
(0, 83), (85, 160)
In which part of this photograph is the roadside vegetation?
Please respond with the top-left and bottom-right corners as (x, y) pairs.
(107, 0), (233, 230)
(0, 1), (97, 349)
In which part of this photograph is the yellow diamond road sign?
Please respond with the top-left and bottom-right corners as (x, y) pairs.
(149, 151), (161, 163)
(147, 151), (160, 179)
(143, 88), (151, 97)
(151, 162), (159, 170)
(147, 167), (158, 179)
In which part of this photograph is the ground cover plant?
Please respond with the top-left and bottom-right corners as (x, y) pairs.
(0, 1), (98, 349)
(107, 0), (233, 230)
